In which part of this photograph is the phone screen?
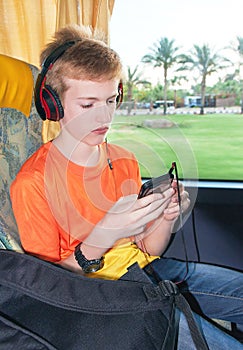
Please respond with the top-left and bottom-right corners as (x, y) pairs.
(137, 163), (175, 199)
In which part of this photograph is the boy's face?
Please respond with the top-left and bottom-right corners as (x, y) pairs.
(60, 78), (119, 146)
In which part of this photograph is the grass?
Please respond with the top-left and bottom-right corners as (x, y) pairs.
(108, 112), (243, 181)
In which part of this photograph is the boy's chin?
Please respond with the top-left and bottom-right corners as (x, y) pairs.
(81, 134), (107, 146)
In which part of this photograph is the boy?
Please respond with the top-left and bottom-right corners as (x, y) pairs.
(10, 25), (243, 348)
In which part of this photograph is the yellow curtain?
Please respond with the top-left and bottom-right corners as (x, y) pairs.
(0, 0), (57, 67)
(0, 0), (114, 66)
(0, 0), (115, 142)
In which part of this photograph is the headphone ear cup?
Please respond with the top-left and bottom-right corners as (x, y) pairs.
(42, 85), (64, 121)
(34, 41), (78, 121)
(116, 81), (123, 109)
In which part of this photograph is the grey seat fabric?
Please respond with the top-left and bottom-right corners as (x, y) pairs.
(0, 56), (43, 250)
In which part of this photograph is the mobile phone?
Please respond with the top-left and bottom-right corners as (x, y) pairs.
(137, 162), (176, 199)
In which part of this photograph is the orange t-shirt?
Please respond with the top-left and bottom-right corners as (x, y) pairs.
(10, 141), (158, 279)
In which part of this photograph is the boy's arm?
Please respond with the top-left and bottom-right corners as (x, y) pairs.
(10, 174), (62, 262)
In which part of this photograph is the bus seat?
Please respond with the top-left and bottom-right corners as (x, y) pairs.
(0, 54), (43, 251)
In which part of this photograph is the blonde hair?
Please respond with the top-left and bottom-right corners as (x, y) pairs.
(40, 25), (123, 100)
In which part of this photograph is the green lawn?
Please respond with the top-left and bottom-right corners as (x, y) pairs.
(108, 113), (243, 181)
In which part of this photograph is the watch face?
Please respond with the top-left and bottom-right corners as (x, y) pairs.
(84, 263), (102, 274)
(83, 259), (104, 274)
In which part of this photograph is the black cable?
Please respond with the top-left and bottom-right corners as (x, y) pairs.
(192, 208), (201, 263)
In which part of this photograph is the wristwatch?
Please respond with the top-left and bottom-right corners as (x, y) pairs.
(74, 242), (104, 273)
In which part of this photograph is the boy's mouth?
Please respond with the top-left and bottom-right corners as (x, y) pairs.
(92, 126), (109, 135)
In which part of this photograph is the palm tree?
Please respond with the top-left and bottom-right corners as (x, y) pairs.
(180, 44), (230, 115)
(141, 37), (182, 114)
(125, 66), (150, 115)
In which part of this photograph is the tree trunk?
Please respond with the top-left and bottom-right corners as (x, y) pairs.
(174, 90), (177, 109)
(200, 76), (206, 115)
(163, 70), (168, 115)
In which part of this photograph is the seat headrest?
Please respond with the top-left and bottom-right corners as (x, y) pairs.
(0, 54), (34, 117)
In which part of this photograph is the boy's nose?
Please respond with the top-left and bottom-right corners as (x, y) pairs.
(96, 104), (114, 123)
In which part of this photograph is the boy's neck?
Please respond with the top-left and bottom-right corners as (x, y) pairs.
(52, 131), (100, 167)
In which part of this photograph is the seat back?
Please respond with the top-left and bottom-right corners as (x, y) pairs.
(0, 54), (43, 250)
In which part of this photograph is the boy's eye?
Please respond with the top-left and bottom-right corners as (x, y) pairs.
(81, 104), (93, 109)
(107, 99), (116, 105)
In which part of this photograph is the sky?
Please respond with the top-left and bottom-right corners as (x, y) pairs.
(110, 0), (243, 86)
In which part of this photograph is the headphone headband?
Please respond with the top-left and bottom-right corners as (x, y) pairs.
(42, 41), (78, 73)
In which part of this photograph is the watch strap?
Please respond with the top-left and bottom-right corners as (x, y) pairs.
(74, 242), (104, 273)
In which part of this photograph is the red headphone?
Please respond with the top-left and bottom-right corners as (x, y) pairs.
(34, 41), (123, 121)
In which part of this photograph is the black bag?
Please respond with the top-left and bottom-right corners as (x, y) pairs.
(0, 250), (208, 350)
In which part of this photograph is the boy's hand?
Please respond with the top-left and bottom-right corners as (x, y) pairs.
(164, 181), (190, 222)
(87, 188), (175, 249)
